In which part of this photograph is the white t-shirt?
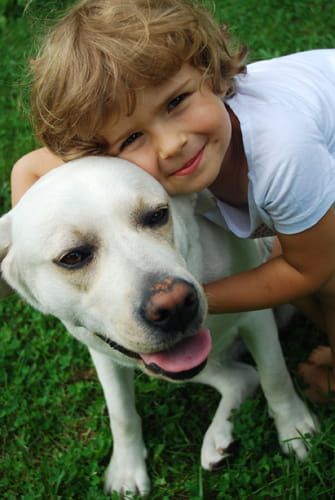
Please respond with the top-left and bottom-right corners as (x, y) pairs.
(205, 49), (335, 238)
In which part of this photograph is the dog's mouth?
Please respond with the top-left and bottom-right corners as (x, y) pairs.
(95, 328), (212, 380)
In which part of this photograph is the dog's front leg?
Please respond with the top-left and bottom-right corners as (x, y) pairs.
(240, 309), (318, 459)
(193, 351), (259, 470)
(89, 348), (150, 497)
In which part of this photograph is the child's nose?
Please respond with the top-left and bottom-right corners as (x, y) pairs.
(157, 128), (187, 160)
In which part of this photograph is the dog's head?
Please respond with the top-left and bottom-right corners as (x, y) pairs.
(0, 157), (211, 380)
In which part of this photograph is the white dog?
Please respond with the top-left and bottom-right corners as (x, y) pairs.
(0, 157), (317, 497)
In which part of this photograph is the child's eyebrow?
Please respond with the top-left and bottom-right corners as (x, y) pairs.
(160, 78), (192, 109)
(139, 77), (193, 117)
(163, 77), (193, 106)
(105, 77), (193, 147)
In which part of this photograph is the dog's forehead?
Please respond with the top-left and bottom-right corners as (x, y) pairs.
(34, 157), (164, 200)
(11, 157), (169, 250)
(15, 157), (167, 221)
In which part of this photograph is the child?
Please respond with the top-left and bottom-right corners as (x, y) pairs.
(11, 0), (335, 403)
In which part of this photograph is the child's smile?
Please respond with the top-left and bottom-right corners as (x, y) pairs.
(101, 64), (232, 195)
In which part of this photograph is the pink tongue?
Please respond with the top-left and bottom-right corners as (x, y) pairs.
(140, 328), (212, 373)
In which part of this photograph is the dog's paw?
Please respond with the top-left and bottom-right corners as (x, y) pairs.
(201, 419), (235, 470)
(202, 440), (239, 471)
(272, 399), (319, 459)
(104, 451), (150, 497)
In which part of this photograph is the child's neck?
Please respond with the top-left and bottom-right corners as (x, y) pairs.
(209, 105), (248, 208)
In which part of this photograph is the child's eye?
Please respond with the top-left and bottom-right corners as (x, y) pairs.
(167, 93), (190, 112)
(120, 132), (143, 151)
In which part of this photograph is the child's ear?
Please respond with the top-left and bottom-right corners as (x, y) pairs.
(0, 212), (15, 298)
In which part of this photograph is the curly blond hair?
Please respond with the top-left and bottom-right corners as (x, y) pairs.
(31, 0), (247, 160)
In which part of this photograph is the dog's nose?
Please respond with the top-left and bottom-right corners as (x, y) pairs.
(141, 278), (199, 332)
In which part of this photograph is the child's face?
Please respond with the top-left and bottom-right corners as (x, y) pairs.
(101, 64), (232, 195)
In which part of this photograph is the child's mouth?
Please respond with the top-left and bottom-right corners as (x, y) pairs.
(171, 146), (205, 177)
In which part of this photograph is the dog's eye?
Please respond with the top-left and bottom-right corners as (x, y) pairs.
(143, 205), (169, 228)
(56, 246), (94, 269)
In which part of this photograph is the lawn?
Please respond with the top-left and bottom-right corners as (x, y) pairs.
(1, 1), (335, 499)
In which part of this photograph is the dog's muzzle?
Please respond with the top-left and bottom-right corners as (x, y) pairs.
(96, 277), (212, 380)
(95, 328), (212, 380)
(139, 277), (199, 333)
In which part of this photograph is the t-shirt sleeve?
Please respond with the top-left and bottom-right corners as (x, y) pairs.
(248, 108), (335, 235)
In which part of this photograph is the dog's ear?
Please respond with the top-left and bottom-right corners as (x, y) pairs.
(194, 189), (217, 215)
(170, 195), (202, 277)
(0, 212), (15, 298)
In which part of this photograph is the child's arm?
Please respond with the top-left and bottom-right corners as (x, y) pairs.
(204, 207), (335, 313)
(11, 147), (63, 206)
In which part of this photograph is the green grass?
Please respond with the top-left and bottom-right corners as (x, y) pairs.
(1, 1), (335, 499)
